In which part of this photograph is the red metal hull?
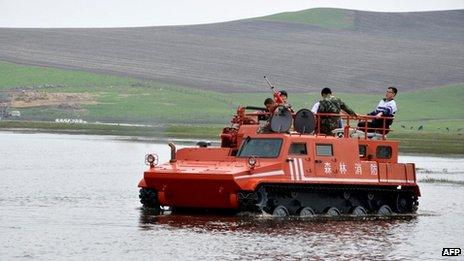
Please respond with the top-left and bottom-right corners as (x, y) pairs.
(138, 108), (420, 214)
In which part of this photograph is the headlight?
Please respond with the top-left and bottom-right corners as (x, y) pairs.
(247, 156), (259, 169)
(145, 154), (158, 166)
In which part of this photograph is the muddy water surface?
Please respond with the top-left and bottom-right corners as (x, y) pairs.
(1, 132), (463, 260)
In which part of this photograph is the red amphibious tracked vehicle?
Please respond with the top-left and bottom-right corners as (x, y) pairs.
(138, 88), (420, 217)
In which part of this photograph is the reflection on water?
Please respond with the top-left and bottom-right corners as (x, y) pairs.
(137, 211), (422, 260)
(0, 132), (463, 260)
(138, 209), (422, 232)
(139, 209), (420, 233)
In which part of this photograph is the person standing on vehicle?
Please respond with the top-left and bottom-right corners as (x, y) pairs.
(317, 87), (356, 135)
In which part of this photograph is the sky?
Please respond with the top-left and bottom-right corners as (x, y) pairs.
(0, 0), (463, 28)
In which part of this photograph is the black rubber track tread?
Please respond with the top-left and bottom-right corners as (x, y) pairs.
(239, 183), (419, 215)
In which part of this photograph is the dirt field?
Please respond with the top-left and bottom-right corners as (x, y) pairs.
(0, 9), (462, 93)
(11, 91), (96, 108)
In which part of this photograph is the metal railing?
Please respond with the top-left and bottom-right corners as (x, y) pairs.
(237, 106), (394, 139)
(315, 113), (394, 139)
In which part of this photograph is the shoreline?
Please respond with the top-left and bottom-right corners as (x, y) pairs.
(1, 120), (463, 155)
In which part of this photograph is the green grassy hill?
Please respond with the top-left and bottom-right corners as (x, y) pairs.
(1, 61), (463, 155)
(2, 61), (463, 127)
(257, 8), (356, 30)
(0, 62), (234, 124)
(0, 9), (462, 93)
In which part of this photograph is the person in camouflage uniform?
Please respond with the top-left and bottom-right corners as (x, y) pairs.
(317, 87), (356, 135)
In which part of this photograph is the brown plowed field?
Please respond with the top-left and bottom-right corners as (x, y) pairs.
(0, 9), (463, 93)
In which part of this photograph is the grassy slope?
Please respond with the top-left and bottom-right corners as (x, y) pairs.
(257, 8), (356, 29)
(0, 62), (136, 89)
(0, 62), (235, 123)
(1, 61), (463, 154)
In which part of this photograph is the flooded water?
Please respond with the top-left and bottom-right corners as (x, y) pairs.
(1, 132), (463, 260)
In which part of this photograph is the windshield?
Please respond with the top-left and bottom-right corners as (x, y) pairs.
(237, 138), (283, 158)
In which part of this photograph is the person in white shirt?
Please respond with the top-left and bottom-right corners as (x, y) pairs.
(372, 88), (397, 117)
(359, 87), (398, 133)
